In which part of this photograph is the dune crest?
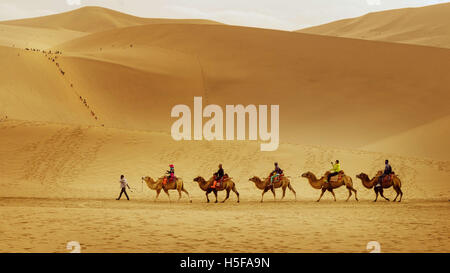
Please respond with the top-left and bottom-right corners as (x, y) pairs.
(297, 3), (450, 49)
(0, 6), (222, 33)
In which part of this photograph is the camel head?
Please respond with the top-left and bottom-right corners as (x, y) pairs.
(142, 176), (153, 183)
(248, 176), (261, 183)
(193, 176), (205, 183)
(301, 171), (313, 179)
(356, 173), (369, 180)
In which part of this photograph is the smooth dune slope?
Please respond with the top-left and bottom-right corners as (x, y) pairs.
(297, 3), (450, 49)
(0, 24), (86, 48)
(0, 6), (221, 48)
(0, 6), (221, 33)
(363, 115), (450, 161)
(54, 23), (450, 149)
(0, 46), (97, 126)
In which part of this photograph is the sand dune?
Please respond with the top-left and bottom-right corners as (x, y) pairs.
(54, 23), (450, 148)
(0, 24), (86, 48)
(0, 6), (221, 34)
(0, 46), (98, 126)
(0, 6), (221, 48)
(297, 3), (450, 49)
(363, 115), (450, 161)
(0, 6), (449, 253)
(1, 7), (449, 150)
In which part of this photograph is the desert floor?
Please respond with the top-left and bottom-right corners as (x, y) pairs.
(1, 198), (448, 253)
(0, 120), (448, 253)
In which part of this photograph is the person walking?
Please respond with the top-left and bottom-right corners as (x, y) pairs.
(117, 174), (131, 200)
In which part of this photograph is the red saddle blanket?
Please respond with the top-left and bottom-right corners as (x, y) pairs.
(163, 177), (176, 184)
(211, 174), (229, 189)
(329, 172), (344, 182)
(381, 174), (394, 183)
(272, 174), (284, 183)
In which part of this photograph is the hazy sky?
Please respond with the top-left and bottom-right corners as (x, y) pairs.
(0, 0), (448, 30)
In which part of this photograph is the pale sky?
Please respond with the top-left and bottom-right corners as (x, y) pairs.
(0, 0), (448, 30)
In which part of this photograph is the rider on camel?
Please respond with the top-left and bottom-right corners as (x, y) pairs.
(377, 160), (392, 187)
(211, 164), (224, 189)
(164, 164), (175, 187)
(326, 160), (340, 184)
(269, 162), (283, 186)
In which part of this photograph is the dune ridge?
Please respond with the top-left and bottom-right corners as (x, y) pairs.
(297, 3), (450, 49)
(0, 6), (221, 33)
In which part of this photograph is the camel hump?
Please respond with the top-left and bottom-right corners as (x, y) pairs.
(329, 172), (345, 182)
(224, 175), (232, 181)
(383, 174), (396, 183)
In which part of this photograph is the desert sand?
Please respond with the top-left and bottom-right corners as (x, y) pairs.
(0, 6), (449, 253)
(298, 3), (450, 49)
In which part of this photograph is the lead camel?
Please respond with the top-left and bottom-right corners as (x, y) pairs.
(141, 176), (192, 202)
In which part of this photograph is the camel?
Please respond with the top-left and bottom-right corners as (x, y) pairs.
(141, 176), (192, 202)
(301, 171), (358, 202)
(356, 172), (403, 202)
(193, 175), (239, 203)
(248, 176), (296, 202)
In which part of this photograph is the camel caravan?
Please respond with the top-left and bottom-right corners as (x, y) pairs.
(116, 159), (403, 203)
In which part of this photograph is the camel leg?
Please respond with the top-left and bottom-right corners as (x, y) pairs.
(213, 191), (218, 203)
(379, 189), (390, 201)
(330, 189), (336, 202)
(393, 193), (399, 202)
(177, 189), (182, 201)
(222, 189), (230, 203)
(392, 185), (403, 202)
(317, 188), (326, 202)
(398, 188), (403, 202)
(261, 188), (269, 203)
(281, 186), (287, 200)
(154, 189), (161, 202)
(231, 185), (240, 203)
(271, 187), (276, 201)
(206, 191), (210, 203)
(374, 188), (379, 202)
(288, 183), (297, 200)
(353, 188), (358, 201)
(393, 187), (399, 202)
(346, 188), (352, 202)
(182, 188), (192, 203)
(164, 189), (171, 202)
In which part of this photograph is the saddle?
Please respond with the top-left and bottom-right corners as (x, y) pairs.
(271, 173), (284, 183)
(163, 176), (177, 185)
(211, 174), (229, 189)
(380, 174), (395, 183)
(328, 171), (345, 183)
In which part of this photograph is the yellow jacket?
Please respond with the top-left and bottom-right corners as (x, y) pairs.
(331, 163), (341, 172)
